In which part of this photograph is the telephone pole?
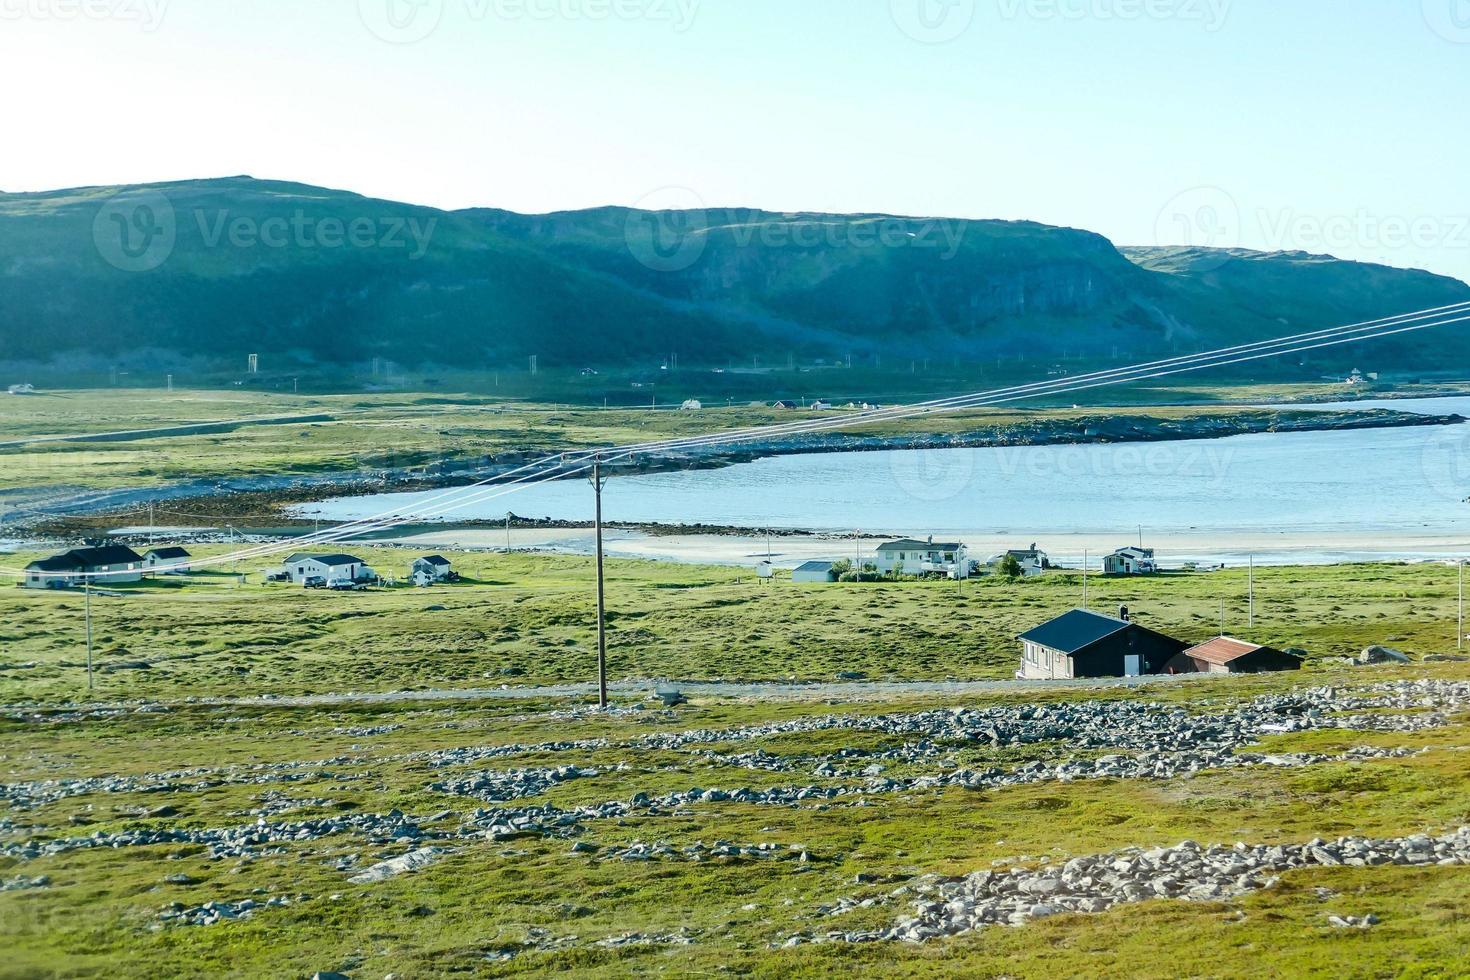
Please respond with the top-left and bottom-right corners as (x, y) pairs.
(1248, 555), (1255, 629)
(84, 575), (94, 691)
(591, 457), (609, 709)
(1459, 560), (1465, 652)
(1082, 549), (1089, 610)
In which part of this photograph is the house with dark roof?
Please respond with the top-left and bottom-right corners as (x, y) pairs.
(411, 555), (454, 585)
(143, 546), (193, 574)
(1017, 607), (1187, 680)
(23, 546), (144, 589)
(283, 553), (371, 585)
(1104, 546), (1158, 576)
(791, 560), (837, 584)
(873, 537), (970, 579)
(1166, 636), (1303, 675)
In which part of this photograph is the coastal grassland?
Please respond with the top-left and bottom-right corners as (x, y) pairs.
(0, 382), (1456, 494)
(1, 546), (1467, 704)
(2, 674), (1469, 978)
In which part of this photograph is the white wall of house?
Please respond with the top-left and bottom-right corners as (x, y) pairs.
(873, 544), (970, 578)
(288, 559), (367, 584)
(1018, 641), (1073, 680)
(411, 559), (451, 581)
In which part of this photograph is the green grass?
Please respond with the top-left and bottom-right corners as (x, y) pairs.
(1, 548), (1465, 704)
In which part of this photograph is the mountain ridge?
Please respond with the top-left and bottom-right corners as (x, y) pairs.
(2, 176), (1466, 375)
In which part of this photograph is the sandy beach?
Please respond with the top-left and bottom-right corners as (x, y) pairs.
(374, 526), (1470, 569)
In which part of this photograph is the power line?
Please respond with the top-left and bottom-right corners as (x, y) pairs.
(11, 304), (1467, 581)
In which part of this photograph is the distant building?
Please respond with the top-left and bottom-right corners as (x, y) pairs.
(809, 400), (833, 410)
(1017, 607), (1187, 680)
(143, 547), (193, 575)
(411, 555), (453, 586)
(772, 400), (798, 410)
(1104, 546), (1158, 576)
(792, 560), (837, 584)
(680, 399), (703, 411)
(284, 553), (371, 585)
(1005, 545), (1050, 569)
(23, 545), (145, 589)
(1166, 637), (1303, 675)
(873, 538), (970, 579)
(7, 383), (35, 395)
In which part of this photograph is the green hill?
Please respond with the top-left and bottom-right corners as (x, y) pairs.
(1, 177), (1466, 378)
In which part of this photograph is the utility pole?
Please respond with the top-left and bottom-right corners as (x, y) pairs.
(1248, 555), (1255, 629)
(148, 500), (155, 547)
(506, 512), (512, 552)
(1459, 559), (1465, 652)
(590, 457), (609, 709)
(84, 575), (94, 691)
(1082, 549), (1089, 610)
(1220, 598), (1227, 636)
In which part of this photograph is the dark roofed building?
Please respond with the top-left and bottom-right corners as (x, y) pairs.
(1167, 636), (1303, 675)
(24, 545), (144, 589)
(1017, 607), (1187, 680)
(144, 546), (193, 574)
(411, 555), (455, 584)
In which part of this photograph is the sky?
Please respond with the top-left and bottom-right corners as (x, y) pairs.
(2, 0), (1469, 282)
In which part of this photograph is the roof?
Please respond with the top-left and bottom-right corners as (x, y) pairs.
(1184, 636), (1272, 667)
(27, 555), (83, 572)
(64, 546), (143, 566)
(416, 555), (452, 566)
(146, 547), (191, 559)
(1019, 609), (1131, 654)
(794, 561), (835, 573)
(286, 553), (365, 566)
(877, 539), (964, 553)
(1110, 546), (1155, 558)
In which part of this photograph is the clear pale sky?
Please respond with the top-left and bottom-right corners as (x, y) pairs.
(3, 0), (1468, 282)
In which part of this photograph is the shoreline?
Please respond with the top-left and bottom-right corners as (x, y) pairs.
(6, 405), (1460, 535)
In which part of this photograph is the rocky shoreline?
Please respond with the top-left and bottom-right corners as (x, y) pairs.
(6, 406), (1461, 537)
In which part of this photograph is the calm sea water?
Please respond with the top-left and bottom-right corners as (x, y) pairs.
(300, 398), (1470, 539)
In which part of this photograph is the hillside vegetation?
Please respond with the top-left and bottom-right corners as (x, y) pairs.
(2, 177), (1467, 376)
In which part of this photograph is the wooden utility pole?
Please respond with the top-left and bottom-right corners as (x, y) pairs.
(1248, 555), (1255, 629)
(1459, 560), (1464, 652)
(84, 575), (94, 691)
(1082, 549), (1089, 610)
(591, 457), (609, 709)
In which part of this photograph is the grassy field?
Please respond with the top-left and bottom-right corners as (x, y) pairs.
(2, 381), (1462, 496)
(1, 663), (1468, 976)
(0, 547), (1466, 703)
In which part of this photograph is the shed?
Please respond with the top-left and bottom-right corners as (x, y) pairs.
(792, 560), (837, 584)
(144, 547), (193, 574)
(1167, 637), (1303, 675)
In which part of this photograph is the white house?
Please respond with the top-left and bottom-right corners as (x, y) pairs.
(23, 545), (144, 589)
(7, 383), (35, 395)
(410, 555), (453, 586)
(680, 399), (703, 411)
(792, 560), (837, 584)
(143, 546), (193, 575)
(873, 538), (970, 579)
(1104, 546), (1158, 576)
(809, 400), (833, 410)
(284, 553), (371, 585)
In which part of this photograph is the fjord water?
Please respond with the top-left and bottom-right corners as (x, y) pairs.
(301, 399), (1470, 555)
